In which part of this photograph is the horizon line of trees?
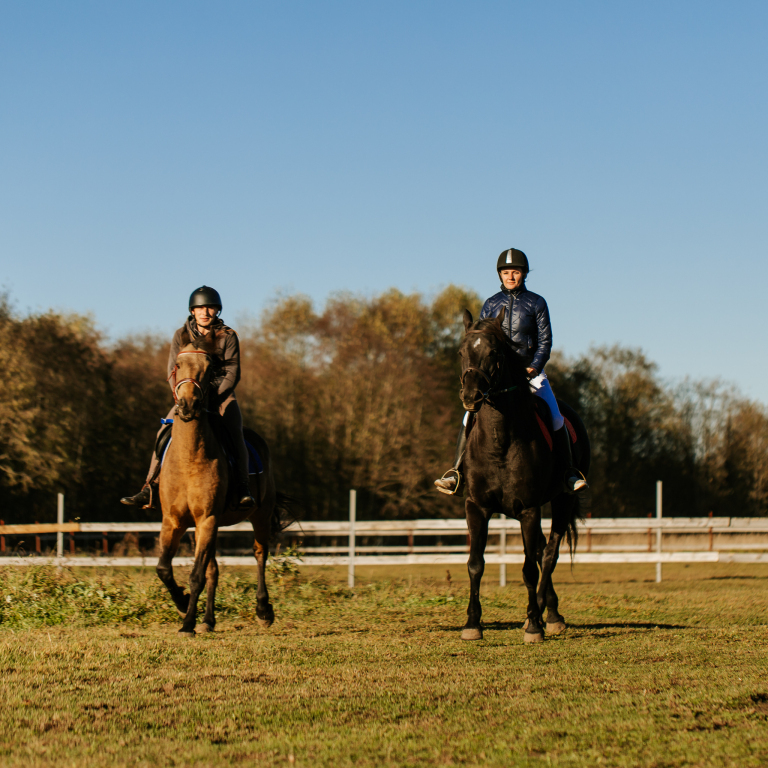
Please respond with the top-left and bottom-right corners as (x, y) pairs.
(1, 289), (767, 524)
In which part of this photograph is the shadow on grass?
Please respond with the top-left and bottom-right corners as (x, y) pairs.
(568, 621), (688, 630)
(432, 620), (688, 633)
(706, 575), (768, 581)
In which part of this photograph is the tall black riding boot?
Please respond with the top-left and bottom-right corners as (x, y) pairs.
(120, 483), (157, 509)
(234, 473), (256, 509)
(553, 426), (588, 494)
(434, 415), (471, 495)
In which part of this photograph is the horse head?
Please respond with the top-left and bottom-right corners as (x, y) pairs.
(458, 307), (529, 412)
(174, 335), (219, 422)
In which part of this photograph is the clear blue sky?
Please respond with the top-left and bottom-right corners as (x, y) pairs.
(2, 2), (767, 401)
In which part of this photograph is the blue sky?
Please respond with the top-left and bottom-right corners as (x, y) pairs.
(2, 2), (767, 400)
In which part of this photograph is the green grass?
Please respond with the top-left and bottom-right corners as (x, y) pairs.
(1, 563), (767, 767)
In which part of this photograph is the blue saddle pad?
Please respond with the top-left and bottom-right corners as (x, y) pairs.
(245, 438), (264, 475)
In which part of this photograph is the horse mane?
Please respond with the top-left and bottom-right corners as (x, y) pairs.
(470, 318), (508, 347)
(192, 332), (217, 355)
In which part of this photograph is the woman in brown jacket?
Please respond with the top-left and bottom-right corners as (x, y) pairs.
(120, 286), (255, 509)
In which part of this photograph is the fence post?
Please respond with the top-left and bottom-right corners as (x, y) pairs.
(499, 514), (507, 587)
(57, 493), (64, 562)
(656, 481), (663, 583)
(348, 489), (356, 588)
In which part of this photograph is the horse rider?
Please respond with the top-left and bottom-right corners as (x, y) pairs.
(434, 248), (588, 496)
(120, 286), (256, 510)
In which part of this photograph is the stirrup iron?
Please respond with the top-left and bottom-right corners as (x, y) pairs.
(435, 468), (463, 496)
(565, 469), (588, 494)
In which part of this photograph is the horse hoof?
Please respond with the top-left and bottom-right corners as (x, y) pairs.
(461, 627), (483, 641)
(524, 632), (544, 644)
(546, 621), (566, 635)
(178, 630), (196, 638)
(195, 623), (214, 634)
(257, 618), (274, 628)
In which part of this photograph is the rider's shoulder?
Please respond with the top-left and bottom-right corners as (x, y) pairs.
(521, 288), (548, 307)
(481, 291), (507, 314)
(214, 321), (237, 337)
(172, 323), (191, 347)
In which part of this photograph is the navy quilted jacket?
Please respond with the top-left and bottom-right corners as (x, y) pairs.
(479, 285), (552, 373)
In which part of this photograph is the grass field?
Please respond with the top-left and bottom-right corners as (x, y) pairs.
(1, 561), (767, 767)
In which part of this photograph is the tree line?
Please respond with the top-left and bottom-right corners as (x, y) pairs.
(1, 290), (766, 524)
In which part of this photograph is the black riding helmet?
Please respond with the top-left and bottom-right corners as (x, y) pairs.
(496, 248), (529, 273)
(189, 285), (222, 314)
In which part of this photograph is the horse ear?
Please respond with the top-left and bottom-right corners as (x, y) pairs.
(463, 309), (473, 333)
(495, 307), (506, 326)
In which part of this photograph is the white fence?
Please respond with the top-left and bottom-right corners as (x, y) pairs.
(2, 509), (767, 586)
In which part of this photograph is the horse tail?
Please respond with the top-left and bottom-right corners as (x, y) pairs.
(272, 491), (301, 539)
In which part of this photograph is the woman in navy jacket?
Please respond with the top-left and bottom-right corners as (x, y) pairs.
(435, 248), (587, 495)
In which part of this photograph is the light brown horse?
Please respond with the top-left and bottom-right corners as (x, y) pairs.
(156, 334), (284, 636)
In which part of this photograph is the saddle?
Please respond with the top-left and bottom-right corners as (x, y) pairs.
(155, 420), (264, 475)
(532, 399), (577, 452)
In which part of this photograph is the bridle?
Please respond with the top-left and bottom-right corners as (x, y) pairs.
(171, 350), (213, 405)
(460, 329), (518, 404)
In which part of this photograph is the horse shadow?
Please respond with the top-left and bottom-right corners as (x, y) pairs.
(432, 620), (689, 634)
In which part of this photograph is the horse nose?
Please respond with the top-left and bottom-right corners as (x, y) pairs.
(461, 389), (484, 411)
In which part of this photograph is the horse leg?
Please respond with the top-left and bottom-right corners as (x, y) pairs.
(462, 499), (489, 641)
(178, 516), (217, 637)
(520, 506), (545, 643)
(525, 531), (550, 632)
(252, 516), (274, 627)
(197, 556), (219, 633)
(538, 530), (566, 634)
(156, 521), (190, 617)
(539, 495), (574, 635)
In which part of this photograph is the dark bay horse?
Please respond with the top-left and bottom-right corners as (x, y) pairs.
(156, 334), (286, 636)
(457, 308), (590, 643)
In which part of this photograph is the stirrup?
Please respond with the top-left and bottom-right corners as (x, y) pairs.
(565, 470), (588, 494)
(120, 484), (155, 509)
(235, 483), (256, 509)
(435, 468), (463, 496)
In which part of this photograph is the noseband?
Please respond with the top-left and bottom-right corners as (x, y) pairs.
(172, 350), (213, 405)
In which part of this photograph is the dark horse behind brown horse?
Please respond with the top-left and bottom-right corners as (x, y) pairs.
(457, 308), (590, 643)
(156, 333), (290, 636)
